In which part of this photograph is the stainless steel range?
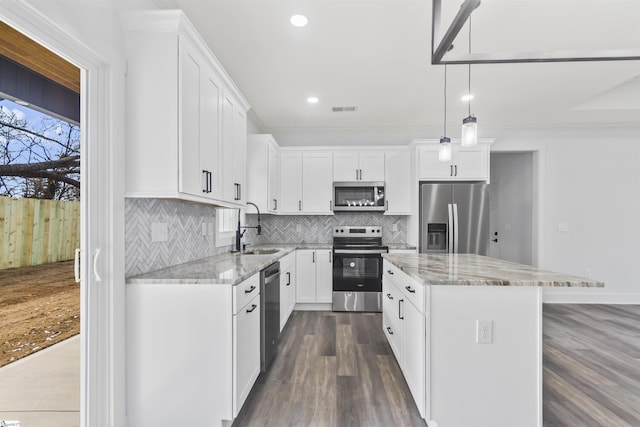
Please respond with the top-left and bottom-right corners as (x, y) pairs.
(332, 226), (388, 312)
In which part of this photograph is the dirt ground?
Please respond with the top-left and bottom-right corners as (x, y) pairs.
(0, 260), (79, 367)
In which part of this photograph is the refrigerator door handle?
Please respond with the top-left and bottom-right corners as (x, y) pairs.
(447, 203), (454, 253)
(453, 203), (459, 253)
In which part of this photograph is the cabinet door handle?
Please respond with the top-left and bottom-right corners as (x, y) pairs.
(386, 293), (393, 300)
(356, 169), (359, 180)
(238, 183), (241, 200)
(202, 170), (208, 193)
(312, 252), (315, 263)
(405, 286), (416, 294)
(246, 304), (258, 313)
(208, 171), (212, 193)
(450, 164), (453, 177)
(329, 200), (333, 211)
(387, 270), (394, 275)
(360, 169), (363, 180)
(299, 200), (302, 211)
(273, 199), (278, 211)
(244, 285), (256, 294)
(286, 272), (291, 286)
(329, 251), (331, 263)
(386, 326), (393, 335)
(455, 165), (458, 176)
(399, 299), (404, 320)
(385, 200), (389, 211)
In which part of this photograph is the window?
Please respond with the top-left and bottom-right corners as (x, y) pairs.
(216, 208), (237, 247)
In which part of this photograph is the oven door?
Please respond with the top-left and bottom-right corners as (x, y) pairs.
(332, 249), (383, 292)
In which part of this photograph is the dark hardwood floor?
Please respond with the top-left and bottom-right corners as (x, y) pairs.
(543, 304), (640, 427)
(232, 311), (427, 427)
(234, 305), (640, 427)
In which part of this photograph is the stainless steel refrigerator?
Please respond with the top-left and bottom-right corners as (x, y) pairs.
(419, 182), (490, 255)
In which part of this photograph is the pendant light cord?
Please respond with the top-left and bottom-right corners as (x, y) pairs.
(443, 64), (447, 136)
(468, 17), (472, 116)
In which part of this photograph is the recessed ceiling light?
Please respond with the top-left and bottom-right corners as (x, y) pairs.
(307, 96), (319, 104)
(461, 94), (474, 102)
(290, 15), (308, 27)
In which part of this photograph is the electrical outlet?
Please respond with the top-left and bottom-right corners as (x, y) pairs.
(296, 224), (302, 232)
(151, 222), (168, 242)
(392, 223), (398, 232)
(476, 320), (493, 344)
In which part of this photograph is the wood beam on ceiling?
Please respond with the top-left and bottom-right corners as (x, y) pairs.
(0, 21), (80, 94)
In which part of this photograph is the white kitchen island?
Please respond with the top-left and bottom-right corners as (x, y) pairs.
(381, 253), (603, 427)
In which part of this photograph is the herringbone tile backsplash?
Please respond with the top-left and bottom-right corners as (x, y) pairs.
(125, 198), (232, 277)
(125, 198), (408, 277)
(244, 212), (407, 245)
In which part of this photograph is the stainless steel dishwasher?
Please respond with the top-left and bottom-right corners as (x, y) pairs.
(260, 261), (280, 371)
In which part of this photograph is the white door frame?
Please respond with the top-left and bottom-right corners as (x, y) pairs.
(1, 2), (125, 426)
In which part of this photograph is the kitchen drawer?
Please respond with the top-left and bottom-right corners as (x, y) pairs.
(383, 308), (402, 362)
(385, 261), (425, 314)
(233, 273), (260, 314)
(383, 276), (403, 318)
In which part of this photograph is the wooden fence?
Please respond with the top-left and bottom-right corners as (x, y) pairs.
(0, 196), (80, 270)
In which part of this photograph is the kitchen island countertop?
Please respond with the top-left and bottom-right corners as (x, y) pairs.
(383, 253), (603, 287)
(126, 243), (332, 285)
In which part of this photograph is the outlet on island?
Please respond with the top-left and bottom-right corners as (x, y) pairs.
(476, 320), (493, 344)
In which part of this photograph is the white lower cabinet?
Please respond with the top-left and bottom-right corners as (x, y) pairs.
(296, 249), (333, 303)
(233, 291), (260, 416)
(382, 260), (426, 418)
(279, 252), (296, 331)
(126, 273), (261, 426)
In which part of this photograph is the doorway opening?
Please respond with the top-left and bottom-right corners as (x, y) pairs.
(489, 152), (536, 266)
(0, 20), (81, 427)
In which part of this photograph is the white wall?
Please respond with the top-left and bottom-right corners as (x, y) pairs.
(490, 152), (534, 265)
(491, 126), (640, 303)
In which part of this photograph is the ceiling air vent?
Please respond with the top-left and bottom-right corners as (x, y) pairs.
(332, 106), (358, 112)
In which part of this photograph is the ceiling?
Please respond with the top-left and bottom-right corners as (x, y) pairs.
(153, 0), (640, 144)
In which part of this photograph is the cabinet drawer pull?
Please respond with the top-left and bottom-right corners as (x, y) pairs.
(455, 165), (458, 176)
(405, 286), (416, 293)
(244, 285), (256, 294)
(386, 326), (393, 335)
(387, 270), (394, 275)
(202, 170), (208, 193)
(246, 304), (257, 313)
(386, 293), (393, 300)
(450, 164), (453, 177)
(286, 272), (291, 286)
(399, 299), (404, 320)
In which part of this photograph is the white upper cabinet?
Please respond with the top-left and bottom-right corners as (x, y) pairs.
(333, 151), (385, 182)
(122, 11), (249, 207)
(384, 148), (411, 215)
(280, 152), (303, 213)
(416, 141), (491, 182)
(302, 152), (334, 214)
(247, 134), (280, 213)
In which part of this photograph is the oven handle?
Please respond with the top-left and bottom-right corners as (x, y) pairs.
(334, 249), (388, 254)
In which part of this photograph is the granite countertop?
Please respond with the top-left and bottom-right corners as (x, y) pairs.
(383, 253), (604, 287)
(386, 243), (417, 250)
(126, 243), (332, 285)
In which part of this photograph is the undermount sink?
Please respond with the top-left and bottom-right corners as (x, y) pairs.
(243, 249), (280, 255)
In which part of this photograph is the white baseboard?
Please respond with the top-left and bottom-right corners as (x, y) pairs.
(543, 291), (640, 304)
(294, 303), (333, 311)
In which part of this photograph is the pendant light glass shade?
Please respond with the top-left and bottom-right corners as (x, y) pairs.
(439, 136), (452, 162)
(461, 115), (477, 146)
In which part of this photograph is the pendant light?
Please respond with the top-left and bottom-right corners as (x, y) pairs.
(439, 64), (452, 162)
(461, 17), (478, 147)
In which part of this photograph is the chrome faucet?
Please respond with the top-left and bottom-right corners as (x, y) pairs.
(235, 202), (262, 252)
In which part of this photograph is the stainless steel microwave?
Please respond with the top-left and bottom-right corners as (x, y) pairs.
(333, 182), (385, 211)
